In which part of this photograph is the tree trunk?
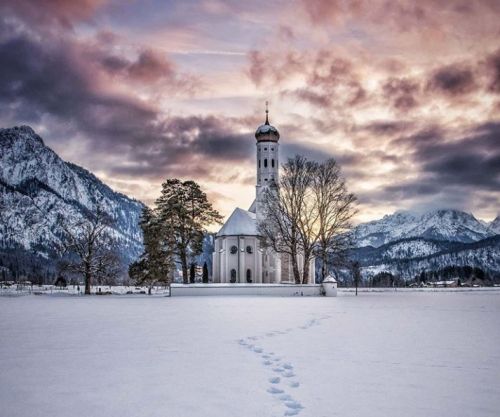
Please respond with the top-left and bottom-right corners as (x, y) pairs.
(180, 253), (189, 284)
(302, 253), (310, 284)
(84, 269), (91, 295)
(320, 248), (327, 281)
(290, 251), (301, 284)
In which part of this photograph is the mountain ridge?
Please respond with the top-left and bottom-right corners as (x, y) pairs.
(0, 125), (144, 283)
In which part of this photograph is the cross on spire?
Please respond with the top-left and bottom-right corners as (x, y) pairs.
(265, 100), (269, 125)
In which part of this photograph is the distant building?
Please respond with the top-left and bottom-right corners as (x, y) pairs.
(212, 106), (315, 284)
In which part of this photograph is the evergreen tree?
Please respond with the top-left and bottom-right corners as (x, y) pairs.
(202, 262), (209, 283)
(155, 179), (222, 284)
(189, 263), (196, 283)
(129, 207), (173, 294)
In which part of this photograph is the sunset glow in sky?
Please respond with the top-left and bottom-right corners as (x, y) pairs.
(1, 0), (499, 222)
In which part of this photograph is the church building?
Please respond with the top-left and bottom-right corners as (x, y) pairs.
(212, 106), (315, 284)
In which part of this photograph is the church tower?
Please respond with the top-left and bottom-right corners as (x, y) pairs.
(254, 102), (280, 223)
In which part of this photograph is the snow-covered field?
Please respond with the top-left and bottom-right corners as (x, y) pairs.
(1, 293), (499, 417)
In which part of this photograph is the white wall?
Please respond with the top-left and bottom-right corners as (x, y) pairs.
(171, 283), (323, 297)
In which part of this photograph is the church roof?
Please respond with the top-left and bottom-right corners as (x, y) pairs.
(248, 199), (256, 213)
(217, 207), (257, 237)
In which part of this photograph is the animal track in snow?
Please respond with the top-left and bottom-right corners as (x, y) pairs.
(269, 376), (281, 384)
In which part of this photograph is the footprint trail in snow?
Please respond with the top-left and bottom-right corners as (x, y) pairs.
(237, 315), (331, 416)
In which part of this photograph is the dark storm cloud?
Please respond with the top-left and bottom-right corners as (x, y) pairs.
(427, 65), (476, 96)
(0, 25), (248, 180)
(0, 29), (160, 142)
(383, 122), (500, 201)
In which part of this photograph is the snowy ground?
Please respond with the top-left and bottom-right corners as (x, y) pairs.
(1, 293), (499, 417)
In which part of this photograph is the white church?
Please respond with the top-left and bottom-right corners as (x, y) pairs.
(212, 107), (315, 284)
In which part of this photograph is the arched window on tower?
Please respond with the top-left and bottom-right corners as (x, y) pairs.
(264, 158), (268, 168)
(246, 269), (252, 283)
(258, 159), (261, 168)
(230, 269), (237, 283)
(271, 159), (274, 168)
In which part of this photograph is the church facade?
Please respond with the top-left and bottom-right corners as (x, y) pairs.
(212, 108), (315, 284)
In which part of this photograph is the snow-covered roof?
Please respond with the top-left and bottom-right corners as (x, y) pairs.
(323, 275), (337, 283)
(248, 199), (256, 213)
(255, 123), (280, 142)
(217, 208), (257, 237)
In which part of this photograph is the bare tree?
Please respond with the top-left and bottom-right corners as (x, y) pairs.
(57, 206), (120, 294)
(259, 155), (356, 285)
(259, 155), (319, 284)
(313, 159), (357, 281)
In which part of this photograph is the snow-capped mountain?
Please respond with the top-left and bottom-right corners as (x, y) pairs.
(488, 216), (500, 235)
(348, 210), (500, 282)
(353, 209), (493, 247)
(0, 126), (144, 282)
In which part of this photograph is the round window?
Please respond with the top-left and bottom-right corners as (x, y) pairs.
(246, 245), (253, 254)
(230, 245), (238, 254)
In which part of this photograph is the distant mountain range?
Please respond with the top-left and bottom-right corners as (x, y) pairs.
(0, 126), (144, 283)
(349, 210), (500, 282)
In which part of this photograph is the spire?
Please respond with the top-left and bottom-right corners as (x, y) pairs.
(265, 100), (269, 125)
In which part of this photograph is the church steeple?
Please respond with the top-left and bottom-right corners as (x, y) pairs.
(255, 101), (280, 221)
(255, 101), (280, 142)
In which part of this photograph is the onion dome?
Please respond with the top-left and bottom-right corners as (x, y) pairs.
(255, 102), (280, 142)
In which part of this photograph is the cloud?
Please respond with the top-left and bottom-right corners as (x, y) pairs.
(0, 22), (244, 181)
(384, 122), (500, 197)
(0, 0), (109, 29)
(382, 77), (420, 111)
(486, 48), (500, 93)
(427, 65), (476, 96)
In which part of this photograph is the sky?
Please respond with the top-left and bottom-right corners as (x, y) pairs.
(0, 0), (499, 223)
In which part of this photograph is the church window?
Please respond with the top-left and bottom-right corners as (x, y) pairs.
(264, 147), (267, 151)
(230, 269), (237, 283)
(230, 245), (237, 254)
(271, 147), (274, 151)
(271, 159), (274, 168)
(258, 159), (261, 168)
(264, 159), (267, 167)
(246, 245), (253, 254)
(246, 269), (252, 283)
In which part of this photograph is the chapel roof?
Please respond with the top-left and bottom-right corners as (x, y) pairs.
(217, 207), (257, 237)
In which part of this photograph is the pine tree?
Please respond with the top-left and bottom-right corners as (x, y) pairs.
(202, 262), (209, 283)
(156, 179), (222, 284)
(189, 263), (196, 283)
(129, 207), (173, 294)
